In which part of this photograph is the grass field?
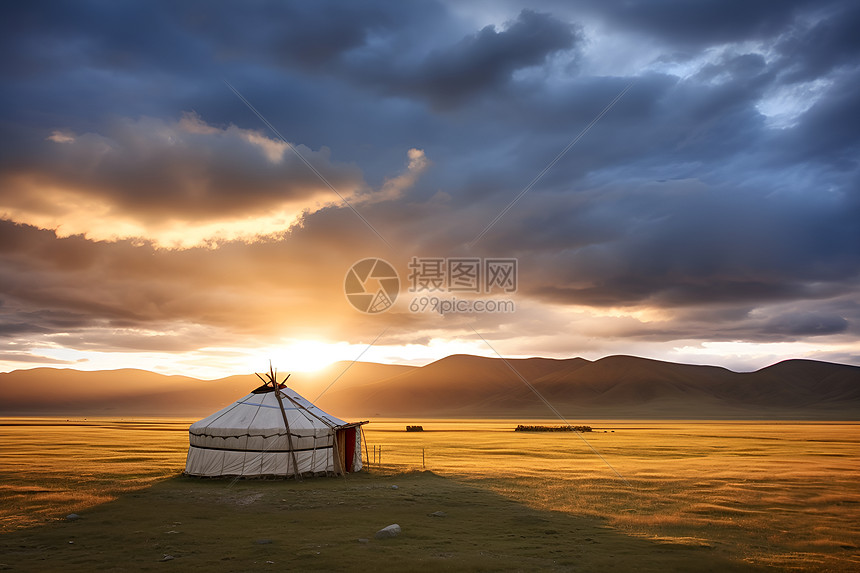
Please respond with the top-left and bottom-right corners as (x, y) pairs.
(1, 418), (858, 571)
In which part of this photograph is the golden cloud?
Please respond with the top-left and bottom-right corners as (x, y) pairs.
(2, 115), (427, 249)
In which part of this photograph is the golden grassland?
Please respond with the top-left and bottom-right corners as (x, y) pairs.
(1, 418), (858, 571)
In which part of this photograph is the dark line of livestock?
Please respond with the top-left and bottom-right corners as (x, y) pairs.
(514, 425), (592, 432)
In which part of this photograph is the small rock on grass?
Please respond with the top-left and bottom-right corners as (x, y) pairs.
(390, 485), (399, 490)
(375, 524), (402, 539)
(428, 511), (447, 517)
(357, 538), (369, 544)
(65, 514), (81, 521)
(159, 554), (175, 562)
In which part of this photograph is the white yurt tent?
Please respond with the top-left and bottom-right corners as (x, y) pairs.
(185, 369), (366, 478)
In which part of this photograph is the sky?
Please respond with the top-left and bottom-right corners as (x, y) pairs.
(1, 0), (859, 378)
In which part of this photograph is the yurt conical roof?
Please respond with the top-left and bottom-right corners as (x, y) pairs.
(190, 383), (347, 437)
(185, 379), (365, 478)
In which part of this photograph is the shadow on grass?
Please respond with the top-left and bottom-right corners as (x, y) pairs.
(0, 468), (763, 572)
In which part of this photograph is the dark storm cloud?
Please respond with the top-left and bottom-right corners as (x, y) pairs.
(0, 323), (51, 337)
(779, 71), (860, 166)
(0, 0), (446, 130)
(347, 10), (579, 109)
(1, 0), (423, 75)
(0, 353), (74, 364)
(579, 0), (809, 46)
(764, 312), (849, 337)
(772, 2), (860, 84)
(508, 180), (860, 309)
(0, 113), (365, 225)
(0, 309), (96, 337)
(667, 305), (854, 344)
(440, 2), (860, 323)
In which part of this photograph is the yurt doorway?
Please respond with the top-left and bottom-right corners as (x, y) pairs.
(336, 427), (358, 473)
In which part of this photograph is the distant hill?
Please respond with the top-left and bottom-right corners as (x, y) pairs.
(316, 355), (860, 420)
(0, 355), (858, 419)
(0, 362), (415, 417)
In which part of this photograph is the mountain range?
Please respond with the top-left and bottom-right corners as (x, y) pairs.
(1, 354), (858, 419)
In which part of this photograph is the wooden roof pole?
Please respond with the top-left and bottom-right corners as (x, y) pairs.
(257, 363), (302, 481)
(272, 365), (302, 481)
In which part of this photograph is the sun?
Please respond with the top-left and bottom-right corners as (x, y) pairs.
(266, 341), (340, 373)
